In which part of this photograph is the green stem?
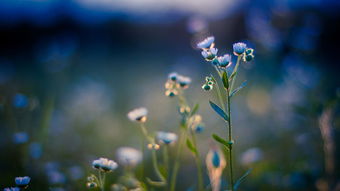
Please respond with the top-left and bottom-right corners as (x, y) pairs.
(170, 129), (186, 191)
(190, 131), (204, 191)
(226, 79), (234, 191)
(140, 137), (145, 180)
(163, 145), (169, 173)
(230, 56), (242, 92)
(151, 149), (166, 183)
(98, 171), (105, 191)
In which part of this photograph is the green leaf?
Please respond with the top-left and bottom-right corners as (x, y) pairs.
(230, 81), (247, 98)
(186, 139), (198, 155)
(209, 100), (229, 121)
(233, 169), (253, 190)
(222, 71), (229, 89)
(190, 103), (199, 116)
(212, 134), (229, 149)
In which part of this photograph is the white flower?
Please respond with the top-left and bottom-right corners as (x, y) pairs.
(201, 48), (218, 61)
(168, 72), (178, 81)
(157, 131), (178, 144)
(116, 147), (142, 167)
(92, 158), (118, 172)
(240, 147), (263, 166)
(197, 36), (215, 49)
(127, 107), (148, 122)
(217, 54), (232, 68)
(176, 75), (192, 89)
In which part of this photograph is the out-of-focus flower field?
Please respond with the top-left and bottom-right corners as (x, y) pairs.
(0, 0), (339, 190)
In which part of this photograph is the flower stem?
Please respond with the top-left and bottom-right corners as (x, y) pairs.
(190, 131), (204, 191)
(170, 129), (185, 191)
(230, 56), (242, 92)
(151, 149), (166, 183)
(163, 145), (169, 173)
(226, 88), (234, 191)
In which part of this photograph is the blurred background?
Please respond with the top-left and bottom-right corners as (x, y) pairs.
(0, 0), (339, 190)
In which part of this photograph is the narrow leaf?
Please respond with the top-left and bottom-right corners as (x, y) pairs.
(212, 134), (229, 149)
(209, 100), (229, 121)
(230, 81), (247, 98)
(222, 71), (229, 89)
(233, 169), (253, 190)
(190, 103), (199, 116)
(186, 139), (198, 155)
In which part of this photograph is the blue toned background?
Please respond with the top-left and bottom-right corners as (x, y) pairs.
(0, 0), (339, 190)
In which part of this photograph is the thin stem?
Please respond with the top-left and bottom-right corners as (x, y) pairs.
(170, 129), (186, 191)
(98, 171), (104, 191)
(226, 77), (234, 191)
(163, 145), (169, 173)
(140, 137), (145, 180)
(230, 56), (242, 92)
(151, 149), (166, 183)
(190, 131), (204, 191)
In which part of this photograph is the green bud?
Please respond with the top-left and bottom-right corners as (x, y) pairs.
(202, 84), (212, 91)
(243, 54), (254, 62)
(245, 48), (254, 55)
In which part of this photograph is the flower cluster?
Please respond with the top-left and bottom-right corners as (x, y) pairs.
(197, 37), (254, 71)
(165, 72), (191, 97)
(116, 147), (142, 167)
(127, 107), (148, 123)
(4, 176), (31, 190)
(157, 131), (178, 145)
(92, 158), (118, 172)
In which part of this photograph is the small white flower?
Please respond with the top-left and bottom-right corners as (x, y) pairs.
(233, 42), (247, 55)
(168, 72), (178, 81)
(92, 158), (118, 172)
(197, 36), (215, 49)
(201, 48), (218, 61)
(177, 75), (192, 89)
(217, 54), (232, 68)
(157, 131), (178, 144)
(116, 147), (142, 167)
(127, 107), (148, 122)
(240, 147), (263, 166)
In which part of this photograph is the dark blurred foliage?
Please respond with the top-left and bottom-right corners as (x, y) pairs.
(0, 0), (339, 190)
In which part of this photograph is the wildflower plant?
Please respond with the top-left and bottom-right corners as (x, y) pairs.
(84, 36), (255, 191)
(197, 36), (255, 191)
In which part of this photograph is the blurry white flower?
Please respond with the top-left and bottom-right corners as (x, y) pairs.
(176, 75), (191, 89)
(157, 131), (178, 145)
(116, 147), (142, 167)
(197, 36), (215, 49)
(92, 158), (118, 172)
(168, 72), (178, 81)
(241, 147), (263, 166)
(127, 107), (148, 123)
